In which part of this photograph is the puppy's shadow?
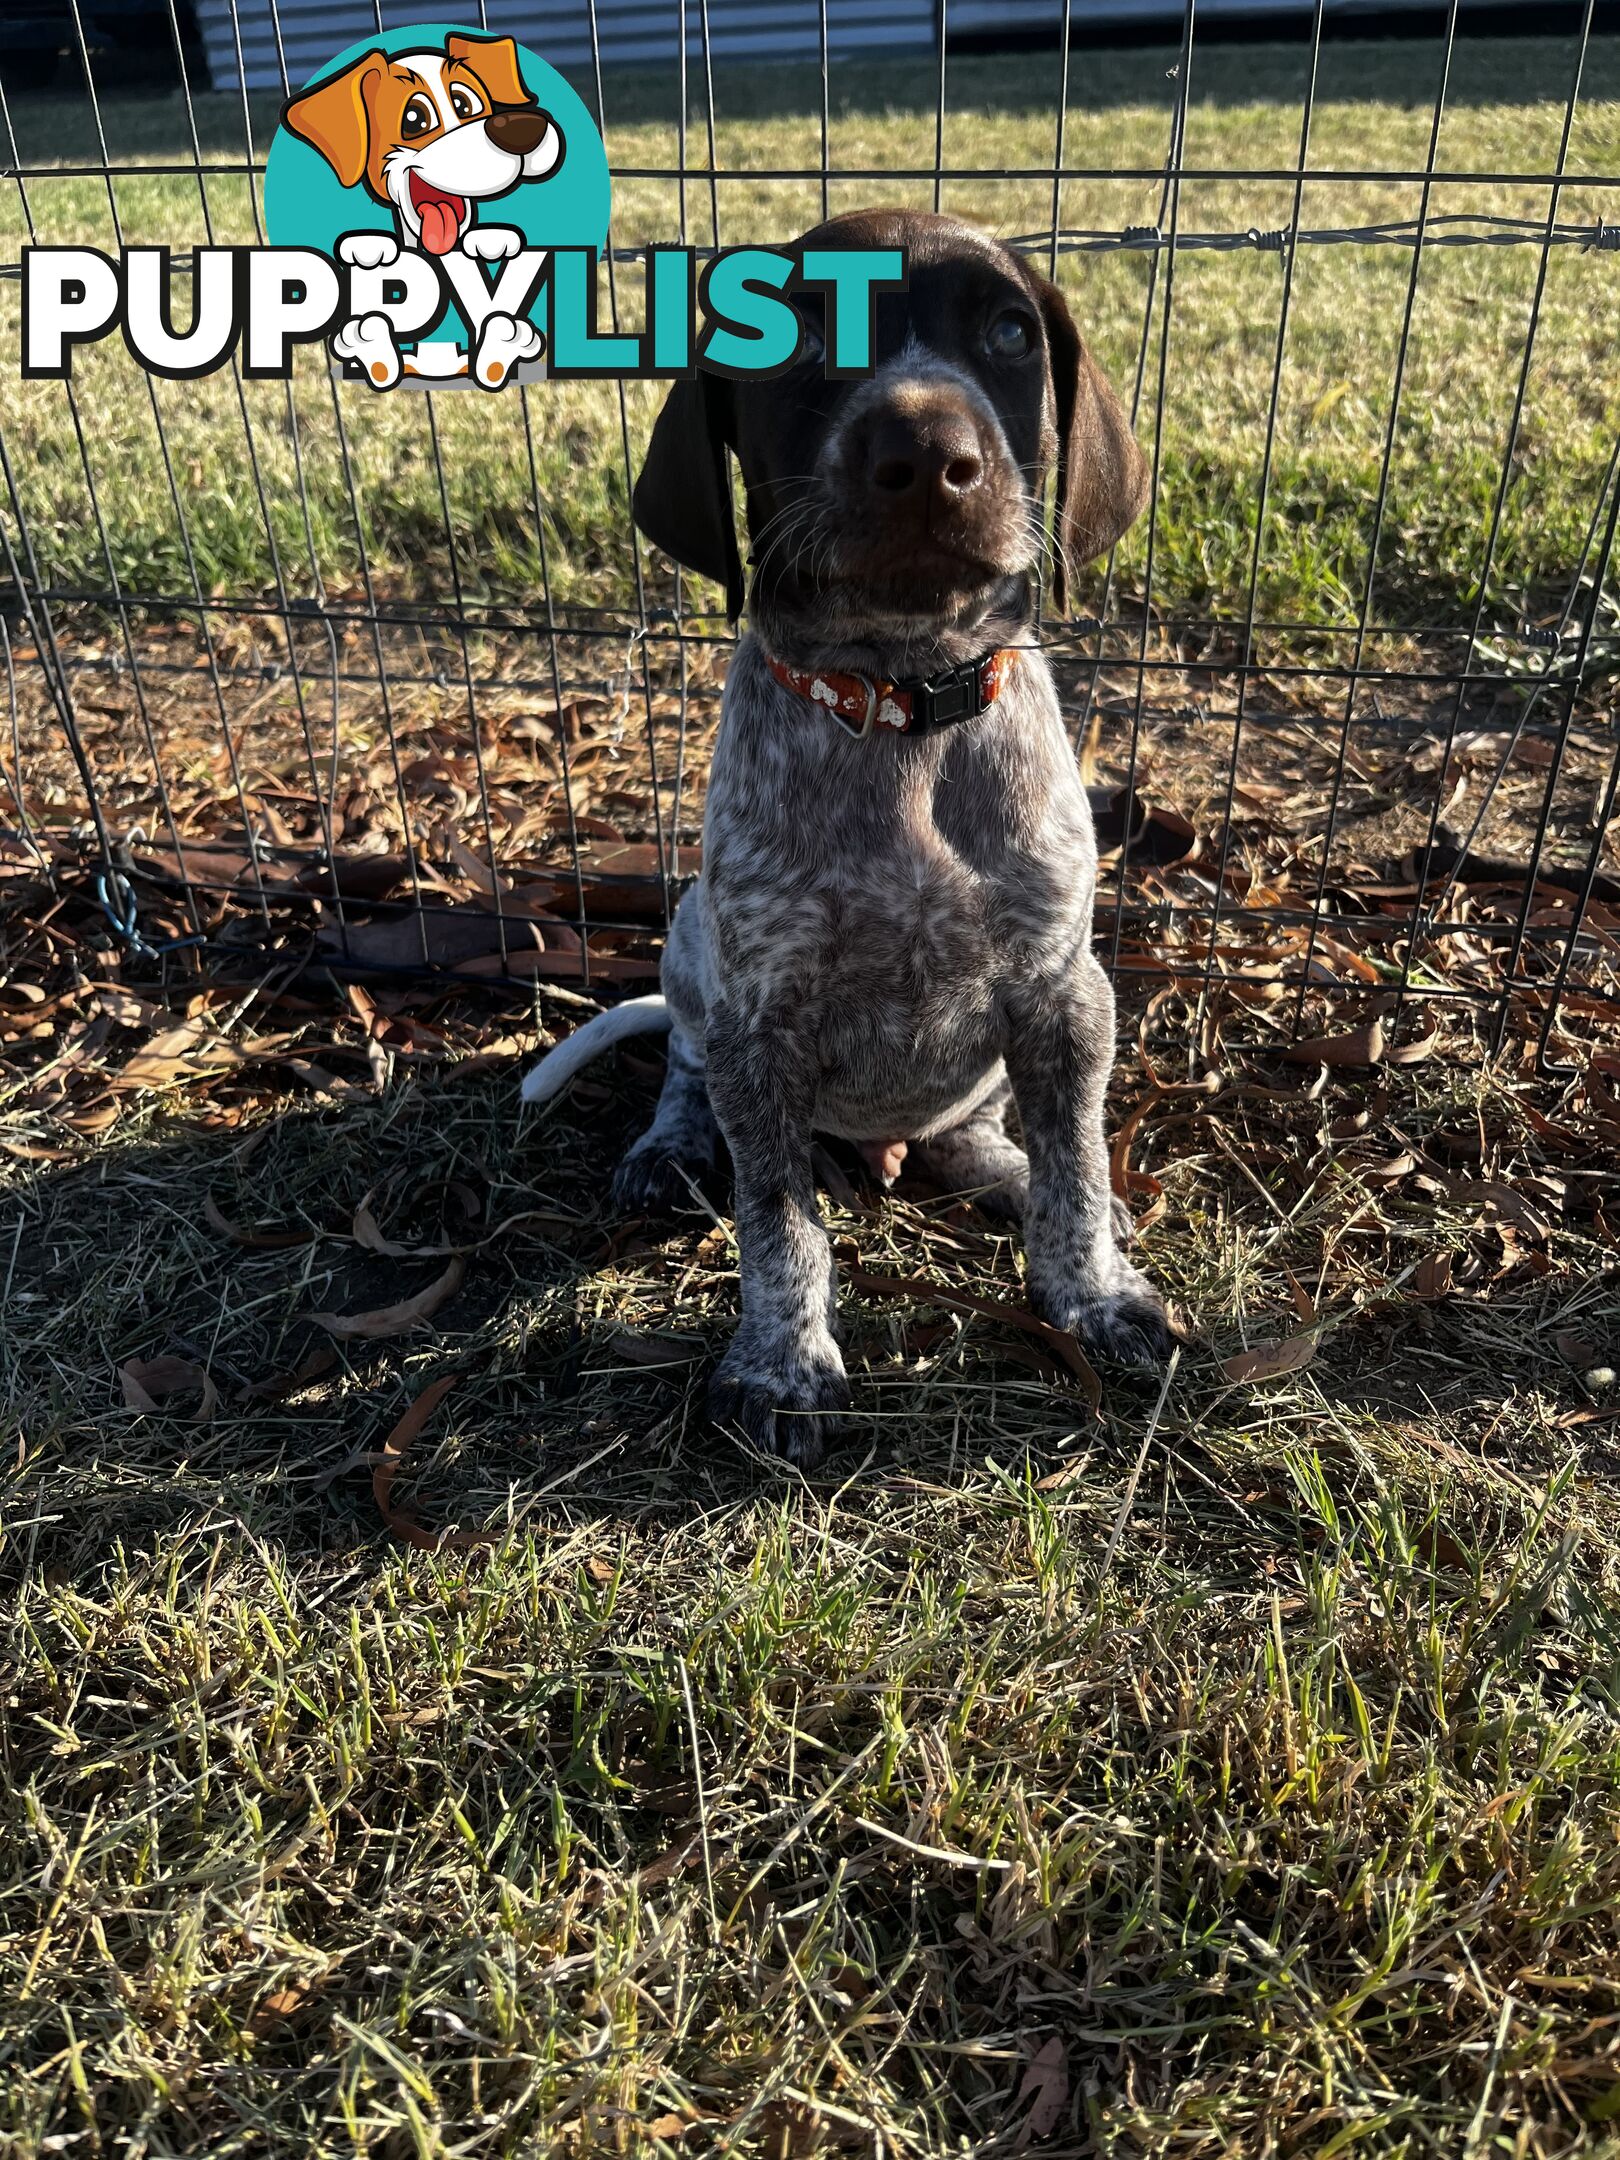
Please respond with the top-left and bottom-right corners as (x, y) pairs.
(6, 1051), (1167, 1592)
(3, 1061), (912, 1587)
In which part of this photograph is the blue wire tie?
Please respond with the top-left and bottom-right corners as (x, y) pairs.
(95, 869), (206, 963)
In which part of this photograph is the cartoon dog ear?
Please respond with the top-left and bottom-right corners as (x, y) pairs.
(446, 33), (536, 109)
(1030, 272), (1149, 609)
(282, 52), (382, 192)
(632, 373), (745, 622)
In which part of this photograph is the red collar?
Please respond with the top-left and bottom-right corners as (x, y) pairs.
(765, 647), (1017, 739)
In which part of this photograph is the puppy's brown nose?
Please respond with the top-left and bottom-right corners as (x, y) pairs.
(866, 408), (984, 508)
(485, 107), (549, 155)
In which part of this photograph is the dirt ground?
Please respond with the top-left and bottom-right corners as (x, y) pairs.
(4, 609), (1616, 1059)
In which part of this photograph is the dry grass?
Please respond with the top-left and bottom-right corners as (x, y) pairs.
(3, 966), (1620, 2156)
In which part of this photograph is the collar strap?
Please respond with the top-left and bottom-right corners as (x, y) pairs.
(765, 648), (1015, 739)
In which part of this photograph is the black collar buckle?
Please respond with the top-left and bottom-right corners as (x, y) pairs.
(906, 655), (990, 732)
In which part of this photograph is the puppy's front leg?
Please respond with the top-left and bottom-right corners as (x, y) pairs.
(1006, 962), (1172, 1365)
(704, 1005), (849, 1465)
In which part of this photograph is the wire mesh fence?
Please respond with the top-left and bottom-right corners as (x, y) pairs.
(1, 0), (1617, 1075)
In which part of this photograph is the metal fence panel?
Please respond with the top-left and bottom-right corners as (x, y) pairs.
(1, 1), (1616, 1074)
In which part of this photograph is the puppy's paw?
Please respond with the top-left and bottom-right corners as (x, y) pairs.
(462, 224), (523, 262)
(708, 1338), (852, 1468)
(972, 1169), (1030, 1227)
(1035, 1262), (1173, 1368)
(472, 311), (543, 388)
(331, 312), (401, 389)
(338, 231), (400, 270)
(909, 1132), (1028, 1225)
(612, 1139), (713, 1215)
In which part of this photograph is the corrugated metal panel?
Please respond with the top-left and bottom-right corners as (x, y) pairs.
(951, 0), (1519, 27)
(197, 1), (938, 97)
(200, 0), (1527, 100)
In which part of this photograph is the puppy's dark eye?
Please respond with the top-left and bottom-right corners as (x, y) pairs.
(795, 311), (825, 367)
(448, 83), (483, 122)
(401, 95), (436, 139)
(985, 310), (1035, 362)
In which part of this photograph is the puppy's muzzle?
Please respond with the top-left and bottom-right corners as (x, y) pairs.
(830, 380), (1026, 588)
(865, 403), (985, 519)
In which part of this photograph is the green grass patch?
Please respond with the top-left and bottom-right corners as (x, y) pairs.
(3, 1023), (1620, 2152)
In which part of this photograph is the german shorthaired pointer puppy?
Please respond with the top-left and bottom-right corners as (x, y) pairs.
(523, 208), (1172, 1461)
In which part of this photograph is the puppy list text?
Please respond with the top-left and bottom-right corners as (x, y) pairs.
(20, 243), (907, 386)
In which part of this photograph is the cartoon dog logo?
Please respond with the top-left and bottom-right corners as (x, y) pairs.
(282, 32), (562, 387)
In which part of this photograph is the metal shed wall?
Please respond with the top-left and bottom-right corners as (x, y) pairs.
(947, 0), (1520, 31)
(196, 0), (941, 96)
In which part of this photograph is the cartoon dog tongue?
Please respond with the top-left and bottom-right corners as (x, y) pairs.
(418, 194), (463, 255)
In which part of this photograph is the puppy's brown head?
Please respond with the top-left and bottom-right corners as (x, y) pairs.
(633, 210), (1148, 659)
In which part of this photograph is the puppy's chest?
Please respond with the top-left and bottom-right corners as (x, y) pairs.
(709, 782), (1078, 1007)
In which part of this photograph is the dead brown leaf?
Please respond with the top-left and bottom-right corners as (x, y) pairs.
(242, 1344), (340, 1404)
(1387, 1025), (1441, 1067)
(1221, 1331), (1318, 1384)
(1450, 1179), (1554, 1242)
(634, 1836), (703, 1890)
(371, 1373), (495, 1552)
(91, 983), (165, 1029)
(352, 1180), (481, 1259)
(754, 2097), (865, 2158)
(1283, 1267), (1317, 1325)
(116, 1018), (247, 1091)
(120, 1354), (219, 1421)
(1014, 2035), (1070, 2146)
(1090, 787), (1197, 868)
(354, 1182), (579, 1259)
(1556, 1329), (1601, 1372)
(1359, 1150), (1418, 1187)
(247, 1986), (310, 2036)
(604, 1327), (704, 1367)
(1282, 1018), (1385, 1069)
(313, 1255), (467, 1339)
(1416, 1522), (1470, 1573)
(64, 1098), (119, 1136)
(313, 906), (549, 973)
(204, 1191), (318, 1250)
(848, 1263), (1102, 1412)
(453, 946), (661, 984)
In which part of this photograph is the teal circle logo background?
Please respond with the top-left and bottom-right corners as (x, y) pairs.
(263, 22), (611, 349)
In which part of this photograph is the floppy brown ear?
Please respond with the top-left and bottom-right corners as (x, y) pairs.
(282, 52), (380, 191)
(632, 374), (745, 621)
(446, 33), (535, 109)
(1033, 274), (1149, 608)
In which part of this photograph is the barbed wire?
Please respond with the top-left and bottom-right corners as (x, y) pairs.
(1020, 213), (1620, 255)
(8, 211), (1613, 286)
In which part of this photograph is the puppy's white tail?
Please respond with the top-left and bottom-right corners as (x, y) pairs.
(519, 995), (671, 1106)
